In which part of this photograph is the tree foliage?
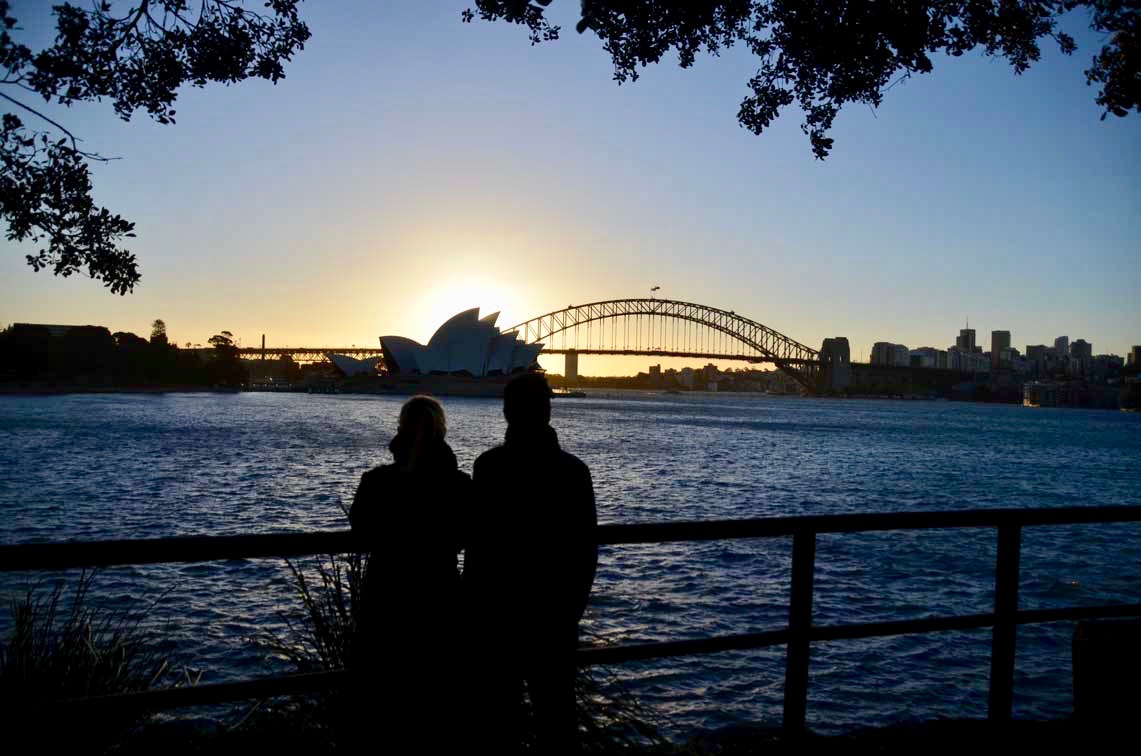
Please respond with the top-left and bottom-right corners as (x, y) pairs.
(1, 0), (309, 293)
(149, 317), (167, 345)
(0, 321), (248, 387)
(465, 1), (1139, 158)
(3, 2), (1135, 295)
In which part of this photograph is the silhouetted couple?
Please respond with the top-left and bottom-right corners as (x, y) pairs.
(349, 373), (598, 753)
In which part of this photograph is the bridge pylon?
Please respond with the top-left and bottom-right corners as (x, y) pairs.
(565, 349), (579, 385)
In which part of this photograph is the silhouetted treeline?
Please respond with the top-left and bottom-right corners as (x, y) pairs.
(0, 324), (248, 388)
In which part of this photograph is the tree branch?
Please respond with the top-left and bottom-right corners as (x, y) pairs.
(0, 91), (116, 161)
(0, 91), (80, 149)
(107, 0), (151, 59)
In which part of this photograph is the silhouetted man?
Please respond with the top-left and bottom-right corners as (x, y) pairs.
(465, 373), (598, 752)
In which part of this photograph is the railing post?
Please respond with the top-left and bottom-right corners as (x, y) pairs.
(988, 522), (1022, 720)
(783, 529), (816, 734)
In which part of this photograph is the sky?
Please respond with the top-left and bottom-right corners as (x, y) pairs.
(1, 1), (1138, 375)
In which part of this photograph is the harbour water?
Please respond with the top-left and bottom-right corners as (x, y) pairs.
(2, 392), (1139, 734)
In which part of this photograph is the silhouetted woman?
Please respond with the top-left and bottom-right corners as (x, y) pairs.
(348, 395), (470, 742)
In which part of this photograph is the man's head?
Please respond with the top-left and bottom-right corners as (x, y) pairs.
(503, 372), (552, 428)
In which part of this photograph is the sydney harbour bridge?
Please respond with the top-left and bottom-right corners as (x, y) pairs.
(236, 298), (849, 393)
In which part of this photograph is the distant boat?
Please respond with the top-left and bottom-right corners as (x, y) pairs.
(553, 388), (586, 398)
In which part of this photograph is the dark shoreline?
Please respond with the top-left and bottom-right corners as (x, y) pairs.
(0, 384), (240, 395)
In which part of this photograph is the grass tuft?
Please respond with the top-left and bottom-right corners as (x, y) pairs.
(0, 570), (178, 749)
(258, 552), (667, 751)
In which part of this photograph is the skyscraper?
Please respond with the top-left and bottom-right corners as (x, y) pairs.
(956, 328), (977, 353)
(1070, 339), (1092, 361)
(1055, 336), (1069, 355)
(991, 330), (1011, 369)
(1070, 339), (1092, 378)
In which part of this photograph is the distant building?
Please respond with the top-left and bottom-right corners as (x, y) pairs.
(948, 347), (989, 372)
(380, 308), (542, 376)
(991, 331), (1011, 369)
(11, 323), (83, 338)
(1009, 352), (1032, 374)
(1129, 346), (1141, 367)
(871, 342), (909, 367)
(1090, 354), (1123, 384)
(1071, 339), (1092, 361)
(910, 347), (948, 369)
(1069, 339), (1093, 377)
(956, 328), (977, 353)
(1026, 344), (1059, 377)
(678, 367), (696, 388)
(1055, 336), (1070, 355)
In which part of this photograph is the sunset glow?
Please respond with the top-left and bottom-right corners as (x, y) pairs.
(1, 1), (1136, 374)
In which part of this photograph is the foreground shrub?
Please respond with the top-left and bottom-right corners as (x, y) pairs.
(259, 552), (666, 751)
(0, 571), (178, 749)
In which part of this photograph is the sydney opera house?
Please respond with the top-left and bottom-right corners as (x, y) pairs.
(379, 308), (543, 377)
(325, 353), (381, 377)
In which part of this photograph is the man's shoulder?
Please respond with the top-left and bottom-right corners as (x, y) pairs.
(474, 444), (508, 461)
(474, 444), (588, 471)
(474, 445), (509, 468)
(555, 449), (591, 478)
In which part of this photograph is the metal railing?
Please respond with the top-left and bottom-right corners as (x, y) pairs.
(3, 505), (1140, 732)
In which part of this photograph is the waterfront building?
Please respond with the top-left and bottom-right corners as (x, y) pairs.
(947, 347), (965, 371)
(909, 347), (948, 369)
(1023, 380), (1120, 409)
(379, 308), (542, 376)
(1130, 346), (1141, 367)
(991, 331), (1011, 369)
(1055, 335), (1070, 355)
(1010, 353), (1032, 375)
(871, 342), (910, 367)
(1026, 345), (1061, 377)
(948, 347), (990, 372)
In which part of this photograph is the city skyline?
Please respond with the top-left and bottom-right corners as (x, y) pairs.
(1, 1), (1138, 375)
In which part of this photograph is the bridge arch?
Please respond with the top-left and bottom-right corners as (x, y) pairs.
(508, 299), (819, 391)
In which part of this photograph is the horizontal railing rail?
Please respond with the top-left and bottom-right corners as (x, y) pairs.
(3, 505), (1140, 732)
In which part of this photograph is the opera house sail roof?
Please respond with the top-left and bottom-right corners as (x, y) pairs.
(325, 353), (381, 377)
(380, 308), (543, 377)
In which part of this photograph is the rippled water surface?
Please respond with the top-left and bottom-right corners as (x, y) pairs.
(2, 392), (1139, 734)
